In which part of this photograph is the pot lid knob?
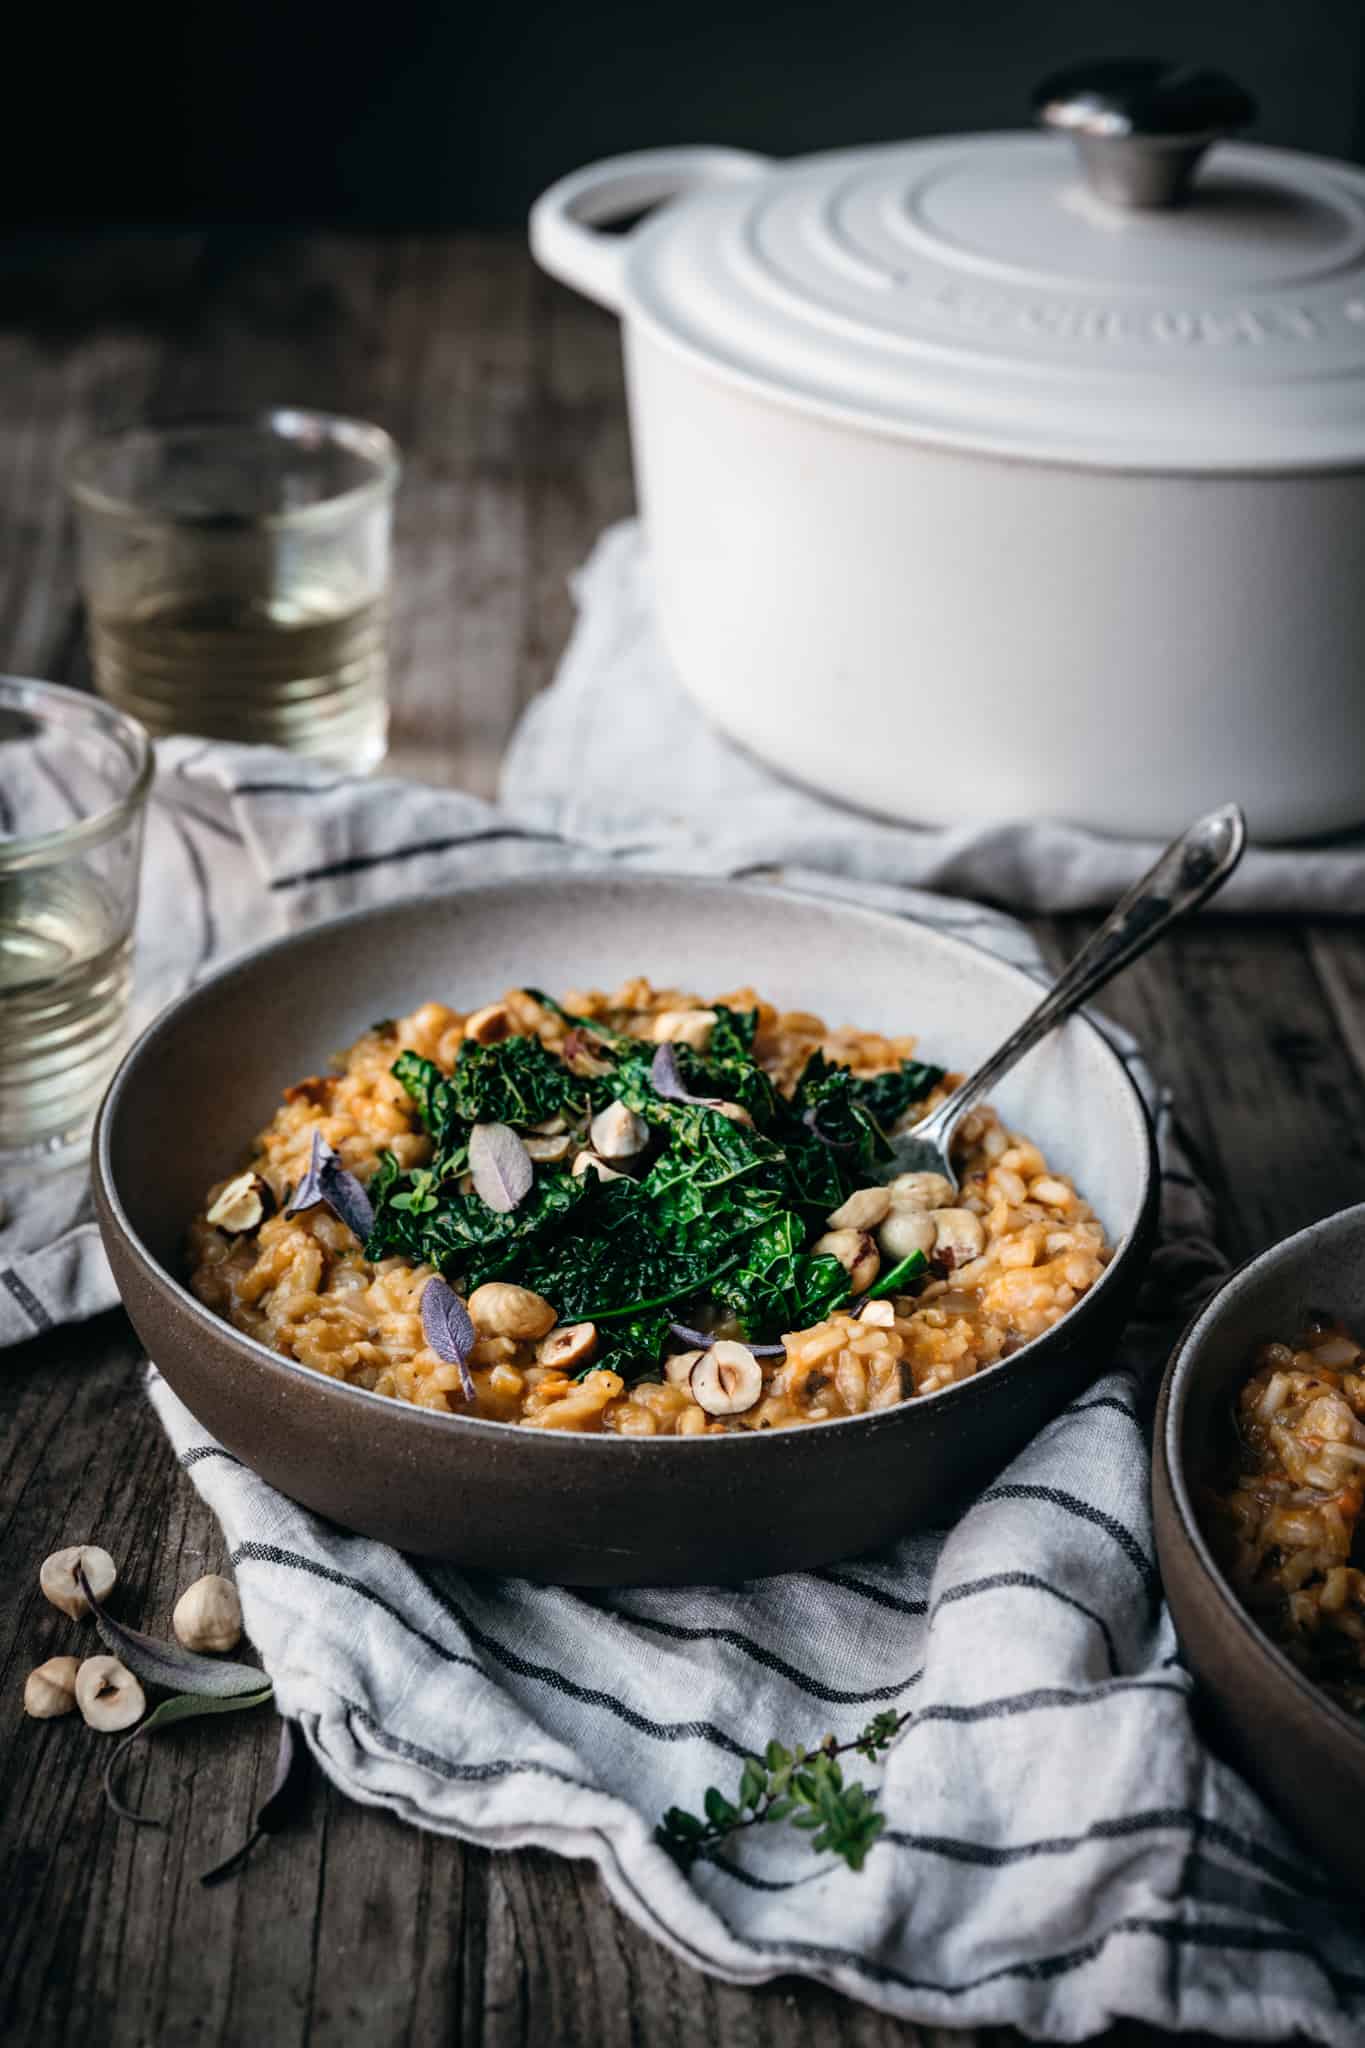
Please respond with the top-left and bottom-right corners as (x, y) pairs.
(1033, 57), (1257, 208)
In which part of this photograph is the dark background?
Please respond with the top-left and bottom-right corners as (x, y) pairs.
(12, 0), (1365, 227)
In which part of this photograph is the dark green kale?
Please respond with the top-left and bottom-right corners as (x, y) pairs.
(366, 999), (942, 1379)
(713, 1213), (851, 1337)
(848, 1058), (946, 1130)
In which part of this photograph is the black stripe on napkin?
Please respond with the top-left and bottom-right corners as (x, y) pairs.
(1, 1269), (53, 1330)
(573, 1596), (922, 1706)
(746, 1916), (1365, 2003)
(976, 1483), (1159, 1601)
(930, 1572), (1121, 1677)
(267, 826), (569, 891)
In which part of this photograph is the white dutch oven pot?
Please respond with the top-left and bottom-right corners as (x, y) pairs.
(531, 62), (1365, 841)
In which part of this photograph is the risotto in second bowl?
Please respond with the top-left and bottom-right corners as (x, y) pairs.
(187, 979), (1109, 1435)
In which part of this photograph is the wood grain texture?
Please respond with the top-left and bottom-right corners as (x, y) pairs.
(1, 230), (1362, 2048)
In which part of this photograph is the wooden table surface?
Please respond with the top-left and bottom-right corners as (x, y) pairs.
(2, 230), (1364, 2048)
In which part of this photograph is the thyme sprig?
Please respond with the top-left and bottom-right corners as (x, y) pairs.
(657, 1708), (905, 1874)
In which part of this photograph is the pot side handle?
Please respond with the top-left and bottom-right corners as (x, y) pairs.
(529, 147), (774, 313)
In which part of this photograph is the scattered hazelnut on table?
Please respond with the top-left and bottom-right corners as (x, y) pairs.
(39, 1544), (117, 1620)
(24, 1656), (81, 1719)
(75, 1655), (145, 1733)
(173, 1573), (243, 1654)
(206, 1171), (275, 1235)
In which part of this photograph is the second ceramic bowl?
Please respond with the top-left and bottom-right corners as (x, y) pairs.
(1154, 1202), (1365, 1892)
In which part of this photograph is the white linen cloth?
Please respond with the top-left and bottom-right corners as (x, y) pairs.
(4, 526), (1365, 2040)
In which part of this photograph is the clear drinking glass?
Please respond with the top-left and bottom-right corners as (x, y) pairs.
(0, 679), (151, 1158)
(66, 411), (399, 769)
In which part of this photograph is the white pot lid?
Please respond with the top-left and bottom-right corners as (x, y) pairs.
(535, 64), (1365, 473)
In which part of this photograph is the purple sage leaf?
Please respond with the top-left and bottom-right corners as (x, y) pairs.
(201, 1714), (312, 1888)
(650, 1043), (727, 1111)
(668, 1322), (785, 1359)
(284, 1129), (375, 1242)
(651, 1042), (690, 1101)
(422, 1277), (477, 1402)
(77, 1562), (270, 1700)
(468, 1121), (533, 1213)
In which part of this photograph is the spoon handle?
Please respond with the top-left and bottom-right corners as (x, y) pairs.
(921, 804), (1247, 1148)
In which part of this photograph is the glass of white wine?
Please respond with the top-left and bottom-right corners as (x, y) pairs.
(67, 411), (400, 769)
(0, 678), (151, 1159)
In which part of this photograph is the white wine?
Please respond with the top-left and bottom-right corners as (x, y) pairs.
(0, 869), (132, 1152)
(90, 586), (389, 766)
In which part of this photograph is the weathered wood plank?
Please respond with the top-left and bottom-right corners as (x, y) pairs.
(1048, 913), (1365, 1264)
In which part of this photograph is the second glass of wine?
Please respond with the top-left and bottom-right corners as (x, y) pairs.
(67, 412), (400, 770)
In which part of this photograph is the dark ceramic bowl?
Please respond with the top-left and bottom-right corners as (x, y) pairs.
(1154, 1203), (1365, 1892)
(94, 874), (1156, 1584)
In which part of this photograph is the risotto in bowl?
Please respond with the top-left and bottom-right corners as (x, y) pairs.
(1154, 1203), (1365, 1893)
(95, 875), (1155, 1581)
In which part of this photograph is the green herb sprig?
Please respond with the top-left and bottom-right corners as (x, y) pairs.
(657, 1708), (905, 1874)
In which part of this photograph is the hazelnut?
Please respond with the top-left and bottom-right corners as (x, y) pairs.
(812, 1228), (880, 1294)
(652, 1008), (717, 1051)
(589, 1101), (649, 1160)
(465, 1002), (511, 1044)
(930, 1208), (986, 1267)
(24, 1656), (81, 1719)
(877, 1208), (937, 1265)
(690, 1341), (763, 1417)
(538, 1322), (598, 1371)
(886, 1172), (956, 1212)
(572, 1150), (626, 1183)
(826, 1185), (893, 1232)
(173, 1573), (243, 1653)
(39, 1544), (117, 1620)
(524, 1132), (572, 1163)
(467, 1281), (557, 1341)
(206, 1170), (275, 1235)
(664, 1348), (703, 1388)
(75, 1655), (146, 1733)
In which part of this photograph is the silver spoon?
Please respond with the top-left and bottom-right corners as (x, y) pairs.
(882, 804), (1247, 1189)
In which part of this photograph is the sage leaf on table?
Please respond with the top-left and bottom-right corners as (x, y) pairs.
(201, 1716), (313, 1888)
(77, 1561), (271, 1699)
(104, 1685), (276, 1826)
(77, 1561), (277, 1830)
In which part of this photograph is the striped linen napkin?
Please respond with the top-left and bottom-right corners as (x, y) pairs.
(1, 531), (1362, 2035)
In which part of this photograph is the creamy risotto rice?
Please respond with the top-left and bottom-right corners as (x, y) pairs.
(188, 980), (1110, 1434)
(1203, 1315), (1365, 1716)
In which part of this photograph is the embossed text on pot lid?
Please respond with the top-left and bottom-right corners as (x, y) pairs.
(622, 134), (1365, 471)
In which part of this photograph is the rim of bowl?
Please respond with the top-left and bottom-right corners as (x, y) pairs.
(64, 409), (400, 533)
(1160, 1201), (1365, 1751)
(96, 871), (1158, 1452)
(0, 675), (154, 872)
